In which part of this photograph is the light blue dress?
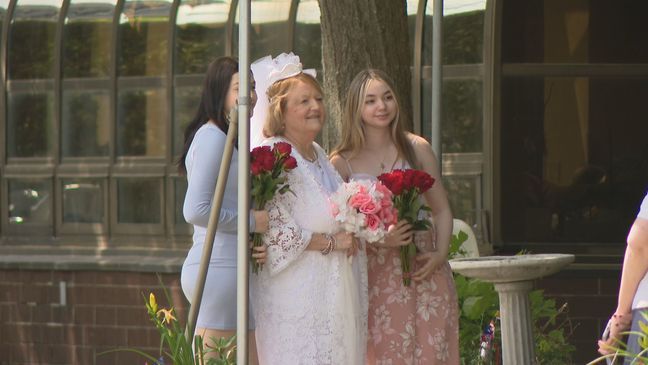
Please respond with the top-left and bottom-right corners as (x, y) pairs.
(180, 123), (254, 330)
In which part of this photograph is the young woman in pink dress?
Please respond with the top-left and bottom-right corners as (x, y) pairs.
(330, 69), (459, 364)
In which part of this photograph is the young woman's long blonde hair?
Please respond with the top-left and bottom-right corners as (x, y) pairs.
(331, 69), (418, 169)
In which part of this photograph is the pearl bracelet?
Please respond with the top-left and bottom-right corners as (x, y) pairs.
(321, 234), (336, 255)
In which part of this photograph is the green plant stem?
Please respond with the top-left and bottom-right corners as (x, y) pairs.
(400, 244), (411, 286)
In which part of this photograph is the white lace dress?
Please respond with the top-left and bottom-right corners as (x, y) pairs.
(252, 137), (367, 365)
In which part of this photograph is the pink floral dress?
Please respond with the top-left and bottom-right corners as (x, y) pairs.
(366, 245), (459, 364)
(348, 163), (459, 365)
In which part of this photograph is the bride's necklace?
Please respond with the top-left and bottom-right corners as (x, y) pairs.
(303, 149), (317, 163)
(283, 136), (320, 167)
(302, 148), (321, 168)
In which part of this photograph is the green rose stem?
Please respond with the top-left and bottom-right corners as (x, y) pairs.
(394, 188), (430, 287)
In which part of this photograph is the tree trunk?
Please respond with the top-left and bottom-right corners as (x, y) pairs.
(318, 0), (412, 149)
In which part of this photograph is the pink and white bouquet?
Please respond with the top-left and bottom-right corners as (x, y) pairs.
(330, 179), (398, 243)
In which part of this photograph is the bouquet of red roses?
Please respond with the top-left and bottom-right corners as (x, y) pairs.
(250, 142), (297, 273)
(377, 168), (435, 286)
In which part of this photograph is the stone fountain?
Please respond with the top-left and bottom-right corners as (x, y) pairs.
(450, 254), (575, 364)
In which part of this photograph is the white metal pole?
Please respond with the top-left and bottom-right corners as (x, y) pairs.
(431, 0), (443, 169)
(236, 0), (251, 363)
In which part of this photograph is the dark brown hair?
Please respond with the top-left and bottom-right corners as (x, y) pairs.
(177, 57), (238, 175)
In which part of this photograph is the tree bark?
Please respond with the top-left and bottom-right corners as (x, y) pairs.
(318, 0), (412, 149)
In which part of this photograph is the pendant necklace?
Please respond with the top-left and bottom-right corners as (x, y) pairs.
(304, 149), (321, 169)
(379, 146), (395, 172)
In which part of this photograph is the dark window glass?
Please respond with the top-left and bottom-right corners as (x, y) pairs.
(117, 178), (161, 223)
(444, 175), (477, 219)
(8, 0), (62, 79)
(8, 179), (52, 225)
(442, 79), (483, 153)
(117, 88), (167, 156)
(62, 179), (104, 223)
(501, 76), (648, 243)
(423, 1), (486, 66)
(421, 79), (482, 153)
(502, 0), (648, 64)
(233, 0), (290, 61)
(0, 1), (8, 51)
(294, 0), (321, 70)
(63, 0), (116, 78)
(7, 91), (54, 157)
(61, 90), (110, 157)
(175, 0), (230, 74)
(117, 0), (172, 76)
(173, 85), (200, 157)
(174, 178), (187, 225)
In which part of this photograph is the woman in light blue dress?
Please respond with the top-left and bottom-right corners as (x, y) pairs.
(178, 57), (267, 364)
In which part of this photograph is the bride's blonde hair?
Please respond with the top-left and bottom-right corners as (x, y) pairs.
(331, 69), (418, 168)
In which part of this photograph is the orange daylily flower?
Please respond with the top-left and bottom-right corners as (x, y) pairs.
(157, 307), (177, 324)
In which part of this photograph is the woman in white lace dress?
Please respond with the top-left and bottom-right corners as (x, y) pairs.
(251, 54), (367, 365)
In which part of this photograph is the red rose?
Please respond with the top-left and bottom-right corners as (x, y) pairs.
(251, 146), (275, 175)
(413, 170), (435, 192)
(251, 145), (271, 162)
(283, 156), (297, 170)
(402, 169), (416, 191)
(251, 161), (262, 175)
(260, 151), (275, 171)
(273, 142), (292, 156)
(390, 178), (404, 195)
(378, 170), (405, 195)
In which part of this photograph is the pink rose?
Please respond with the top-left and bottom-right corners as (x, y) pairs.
(379, 207), (398, 225)
(380, 196), (392, 208)
(378, 207), (394, 225)
(375, 182), (393, 200)
(365, 214), (380, 230)
(359, 200), (380, 214)
(349, 192), (371, 209)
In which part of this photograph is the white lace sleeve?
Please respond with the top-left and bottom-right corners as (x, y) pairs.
(263, 197), (313, 275)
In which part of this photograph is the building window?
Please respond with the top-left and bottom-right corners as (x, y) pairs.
(420, 0), (487, 230)
(500, 0), (648, 244)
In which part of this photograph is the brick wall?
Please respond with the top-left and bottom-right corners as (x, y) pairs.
(0, 266), (619, 364)
(0, 270), (188, 365)
(535, 267), (620, 364)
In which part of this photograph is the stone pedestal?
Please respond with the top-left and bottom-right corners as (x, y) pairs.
(449, 254), (574, 365)
(495, 281), (534, 364)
